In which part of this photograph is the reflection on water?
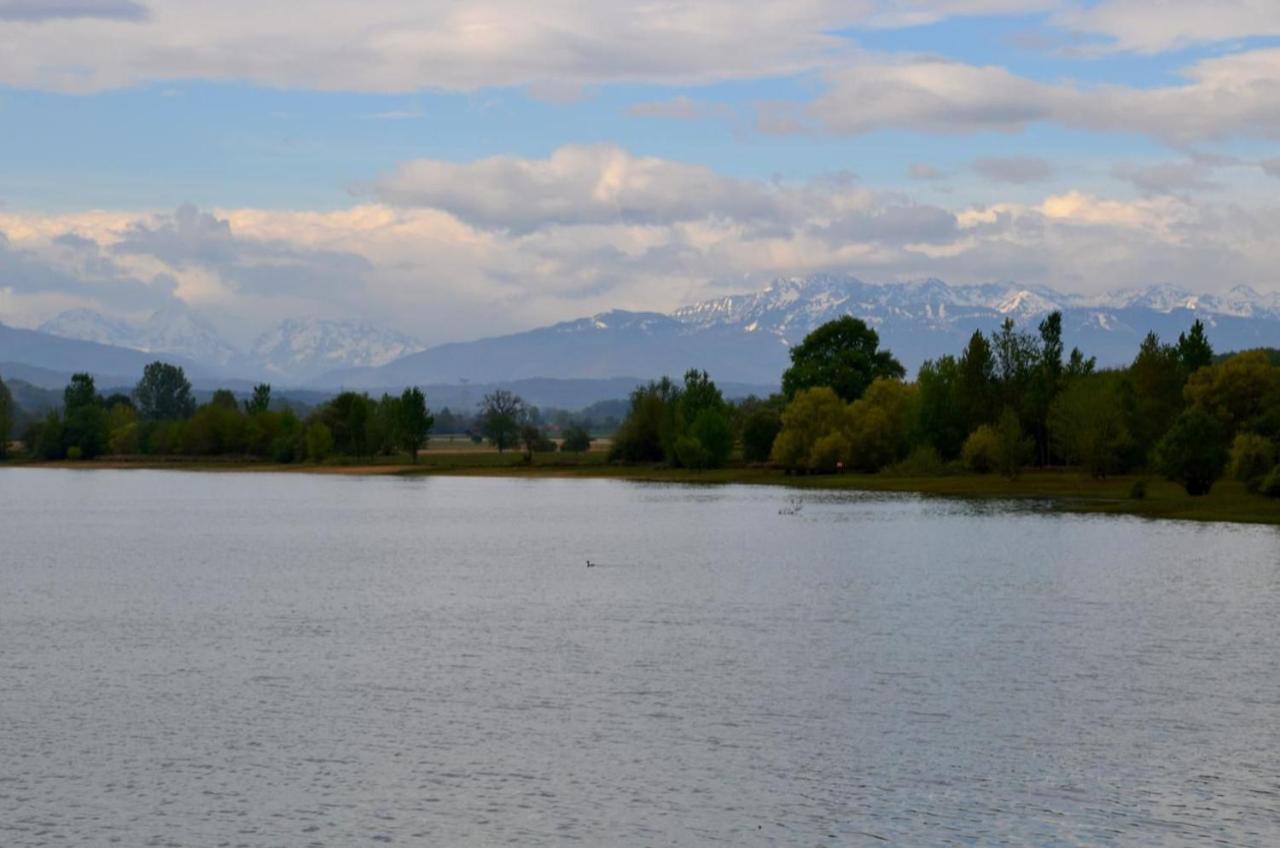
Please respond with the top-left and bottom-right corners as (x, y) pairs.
(1, 469), (1278, 845)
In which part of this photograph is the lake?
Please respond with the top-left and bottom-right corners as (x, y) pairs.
(1, 468), (1277, 846)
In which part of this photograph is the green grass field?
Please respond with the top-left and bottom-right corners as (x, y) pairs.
(9, 449), (1279, 526)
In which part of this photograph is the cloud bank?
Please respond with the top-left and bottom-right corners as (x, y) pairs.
(4, 147), (1280, 344)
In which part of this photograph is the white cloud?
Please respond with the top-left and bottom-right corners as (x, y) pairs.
(370, 144), (790, 233)
(0, 0), (1171, 95)
(1054, 0), (1280, 54)
(803, 48), (1280, 144)
(0, 0), (874, 92)
(5, 147), (1280, 343)
(1111, 160), (1219, 196)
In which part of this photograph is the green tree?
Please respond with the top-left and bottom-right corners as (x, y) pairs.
(1065, 347), (1097, 379)
(480, 389), (525, 452)
(1184, 350), (1280, 435)
(962, 425), (999, 474)
(305, 421), (334, 461)
(673, 434), (710, 469)
(956, 330), (998, 432)
(135, 362), (196, 421)
(1177, 319), (1214, 375)
(32, 410), (66, 460)
(519, 423), (555, 460)
(677, 369), (725, 426)
(182, 401), (246, 456)
(102, 393), (135, 412)
(107, 401), (141, 455)
(0, 374), (12, 458)
(396, 387), (434, 462)
(1049, 374), (1134, 478)
(320, 392), (373, 456)
(64, 372), (98, 411)
(1126, 332), (1183, 462)
(245, 384), (271, 415)
(210, 389), (239, 410)
(916, 355), (966, 459)
(1157, 409), (1229, 496)
(991, 318), (1037, 412)
(62, 373), (108, 459)
(689, 407), (733, 469)
(560, 423), (593, 453)
(740, 404), (782, 463)
(994, 406), (1032, 480)
(610, 378), (678, 463)
(781, 316), (904, 402)
(1027, 312), (1065, 465)
(1229, 433), (1276, 491)
(845, 378), (917, 472)
(771, 387), (849, 473)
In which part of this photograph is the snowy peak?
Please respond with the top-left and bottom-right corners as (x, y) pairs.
(36, 308), (425, 382)
(139, 305), (241, 366)
(672, 275), (1280, 341)
(39, 305), (240, 366)
(548, 310), (681, 336)
(38, 308), (138, 349)
(251, 318), (425, 378)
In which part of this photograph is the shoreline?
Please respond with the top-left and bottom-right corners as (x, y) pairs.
(5, 454), (1279, 526)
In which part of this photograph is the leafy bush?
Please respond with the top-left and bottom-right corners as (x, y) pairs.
(305, 422), (334, 461)
(740, 406), (781, 463)
(809, 431), (852, 473)
(689, 409), (733, 469)
(770, 387), (848, 472)
(673, 435), (709, 470)
(1260, 466), (1280, 498)
(995, 407), (1033, 480)
(270, 436), (297, 463)
(1156, 409), (1229, 496)
(66, 445), (83, 461)
(886, 445), (945, 477)
(1229, 432), (1276, 491)
(962, 425), (998, 474)
(109, 423), (140, 455)
(560, 424), (592, 453)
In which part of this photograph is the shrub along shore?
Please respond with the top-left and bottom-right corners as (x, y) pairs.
(2, 309), (1279, 525)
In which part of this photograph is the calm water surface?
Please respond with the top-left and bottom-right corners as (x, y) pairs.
(1, 468), (1278, 846)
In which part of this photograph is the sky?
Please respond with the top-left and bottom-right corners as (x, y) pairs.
(2, 0), (1280, 346)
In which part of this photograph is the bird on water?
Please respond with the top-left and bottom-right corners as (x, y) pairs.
(586, 560), (596, 568)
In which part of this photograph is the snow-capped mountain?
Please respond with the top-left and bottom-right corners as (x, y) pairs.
(18, 276), (1280, 391)
(140, 305), (242, 367)
(39, 305), (241, 368)
(251, 319), (424, 380)
(36, 308), (140, 349)
(673, 276), (1280, 343)
(35, 309), (424, 382)
(326, 275), (1280, 389)
(671, 276), (1089, 337)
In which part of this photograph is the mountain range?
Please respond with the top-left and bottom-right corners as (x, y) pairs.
(316, 277), (1280, 389)
(4, 276), (1279, 409)
(31, 310), (425, 383)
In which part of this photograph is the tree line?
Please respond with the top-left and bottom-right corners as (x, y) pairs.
(610, 313), (1280, 497)
(0, 361), (596, 463)
(4, 313), (1280, 496)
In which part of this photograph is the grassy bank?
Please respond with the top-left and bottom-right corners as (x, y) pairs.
(6, 448), (1279, 526)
